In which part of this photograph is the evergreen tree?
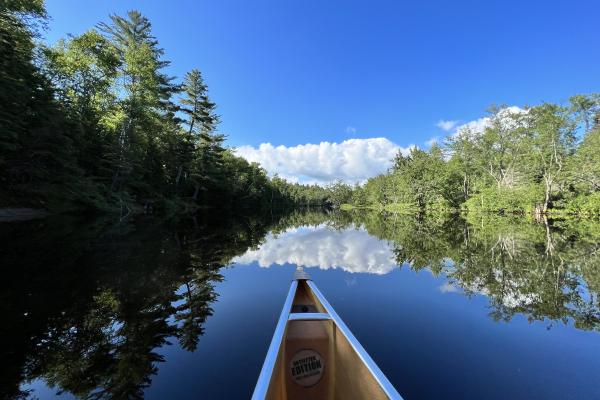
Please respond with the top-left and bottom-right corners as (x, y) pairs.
(180, 69), (224, 201)
(98, 10), (178, 196)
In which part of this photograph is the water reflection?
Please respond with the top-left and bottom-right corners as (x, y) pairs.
(0, 212), (282, 399)
(235, 213), (600, 333)
(1, 210), (600, 399)
(352, 212), (600, 331)
(234, 225), (397, 274)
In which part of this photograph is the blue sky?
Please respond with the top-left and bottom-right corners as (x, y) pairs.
(44, 0), (600, 183)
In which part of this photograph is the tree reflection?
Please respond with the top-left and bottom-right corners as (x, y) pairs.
(353, 211), (600, 332)
(0, 210), (310, 399)
(2, 210), (599, 399)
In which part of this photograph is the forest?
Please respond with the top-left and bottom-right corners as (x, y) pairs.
(0, 1), (335, 216)
(344, 100), (600, 218)
(2, 2), (599, 219)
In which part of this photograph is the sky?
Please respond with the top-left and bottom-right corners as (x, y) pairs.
(44, 0), (600, 184)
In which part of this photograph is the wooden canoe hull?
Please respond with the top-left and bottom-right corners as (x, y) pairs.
(253, 268), (403, 400)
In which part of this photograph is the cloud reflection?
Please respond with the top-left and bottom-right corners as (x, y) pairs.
(233, 225), (397, 274)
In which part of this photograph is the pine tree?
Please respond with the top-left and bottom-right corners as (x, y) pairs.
(180, 69), (224, 201)
(98, 10), (178, 196)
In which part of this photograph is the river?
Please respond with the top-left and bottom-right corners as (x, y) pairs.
(2, 210), (600, 399)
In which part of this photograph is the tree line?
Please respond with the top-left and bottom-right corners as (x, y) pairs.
(0, 1), (337, 214)
(344, 98), (600, 217)
(3, 2), (598, 217)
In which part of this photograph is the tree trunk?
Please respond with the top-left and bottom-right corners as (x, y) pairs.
(110, 168), (120, 192)
(544, 216), (555, 256)
(543, 177), (552, 213)
(175, 166), (183, 191)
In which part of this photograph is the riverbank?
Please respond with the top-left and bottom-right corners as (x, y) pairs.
(340, 201), (600, 220)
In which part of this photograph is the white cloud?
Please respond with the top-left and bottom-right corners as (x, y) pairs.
(436, 120), (458, 131)
(234, 107), (527, 185)
(425, 137), (439, 147)
(454, 116), (489, 136)
(454, 106), (527, 137)
(234, 138), (411, 185)
(233, 224), (398, 274)
(438, 282), (459, 293)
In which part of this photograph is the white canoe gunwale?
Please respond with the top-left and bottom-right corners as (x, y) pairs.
(252, 267), (403, 400)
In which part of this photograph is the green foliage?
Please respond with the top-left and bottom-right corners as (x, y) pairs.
(0, 2), (100, 209)
(388, 145), (447, 208)
(326, 181), (353, 207)
(566, 127), (600, 193)
(2, 3), (598, 218)
(1, 0), (46, 16)
(383, 203), (420, 213)
(0, 6), (331, 213)
(464, 185), (544, 214)
(348, 96), (600, 218)
(562, 193), (600, 217)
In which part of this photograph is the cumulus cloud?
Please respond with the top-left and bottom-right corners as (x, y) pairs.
(233, 224), (398, 275)
(436, 106), (528, 141)
(454, 116), (489, 136)
(453, 106), (527, 137)
(234, 107), (526, 185)
(436, 120), (459, 131)
(234, 138), (410, 185)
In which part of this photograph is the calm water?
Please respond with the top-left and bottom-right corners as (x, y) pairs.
(2, 210), (600, 399)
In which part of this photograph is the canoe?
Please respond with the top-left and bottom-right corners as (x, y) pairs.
(252, 267), (403, 400)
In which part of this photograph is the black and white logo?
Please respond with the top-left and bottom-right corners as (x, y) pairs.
(289, 349), (324, 387)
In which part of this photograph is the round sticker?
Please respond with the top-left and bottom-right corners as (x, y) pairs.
(289, 349), (324, 387)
